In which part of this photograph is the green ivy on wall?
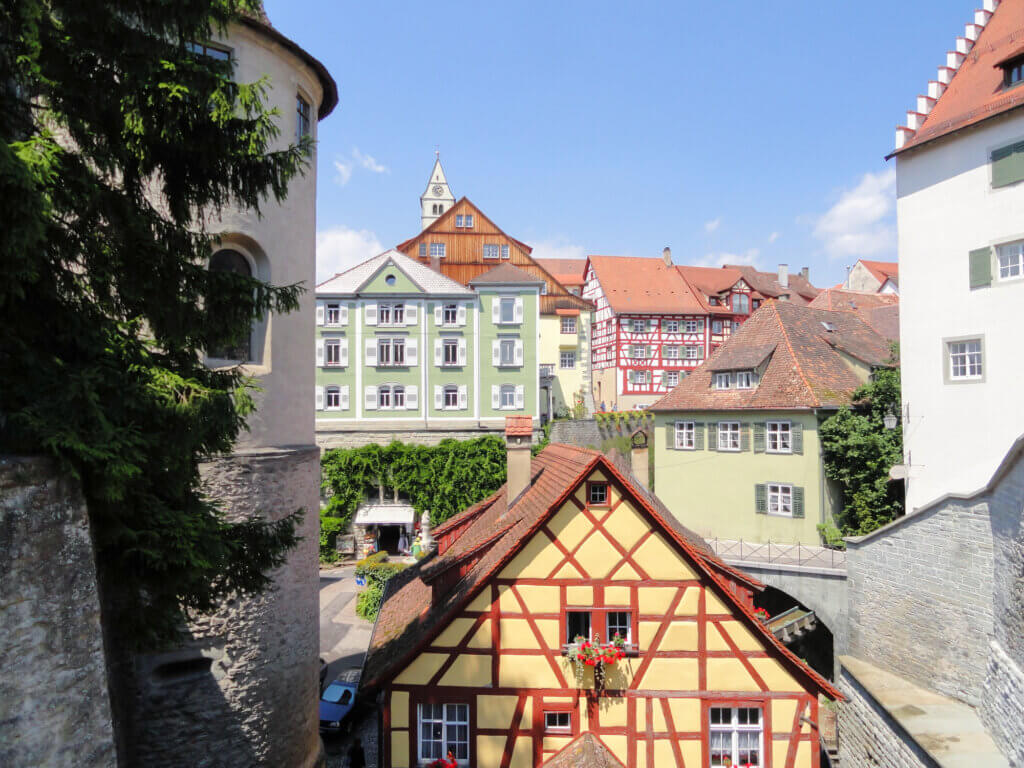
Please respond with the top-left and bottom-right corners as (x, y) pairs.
(320, 437), (508, 532)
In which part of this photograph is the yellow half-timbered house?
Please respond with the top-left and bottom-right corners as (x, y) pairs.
(363, 417), (841, 768)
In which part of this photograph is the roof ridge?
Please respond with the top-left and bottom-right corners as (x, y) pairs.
(771, 301), (820, 408)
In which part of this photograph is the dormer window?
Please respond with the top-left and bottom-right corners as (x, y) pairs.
(1003, 55), (1024, 89)
(735, 370), (755, 389)
(713, 372), (731, 390)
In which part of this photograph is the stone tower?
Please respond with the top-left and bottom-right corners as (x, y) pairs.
(126, 11), (337, 768)
(420, 154), (455, 229)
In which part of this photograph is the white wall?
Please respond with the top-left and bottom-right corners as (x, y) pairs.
(897, 111), (1024, 509)
(210, 23), (325, 449)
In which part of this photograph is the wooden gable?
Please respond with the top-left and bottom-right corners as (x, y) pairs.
(382, 458), (834, 768)
(396, 198), (592, 316)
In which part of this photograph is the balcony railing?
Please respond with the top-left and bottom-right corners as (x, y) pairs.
(708, 538), (847, 570)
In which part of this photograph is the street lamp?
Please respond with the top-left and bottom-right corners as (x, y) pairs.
(883, 408), (898, 430)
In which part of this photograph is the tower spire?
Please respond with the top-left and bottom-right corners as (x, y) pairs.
(420, 153), (455, 230)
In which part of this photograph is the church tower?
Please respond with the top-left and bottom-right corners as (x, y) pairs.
(420, 153), (455, 229)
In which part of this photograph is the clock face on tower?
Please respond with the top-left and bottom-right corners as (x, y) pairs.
(433, 185), (443, 195)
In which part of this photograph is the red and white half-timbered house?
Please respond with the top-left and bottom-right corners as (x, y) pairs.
(363, 417), (841, 768)
(584, 252), (762, 411)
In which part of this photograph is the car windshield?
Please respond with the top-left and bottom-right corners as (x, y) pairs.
(322, 683), (353, 705)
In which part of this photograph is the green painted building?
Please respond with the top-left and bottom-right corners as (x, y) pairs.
(315, 250), (541, 434)
(649, 301), (891, 545)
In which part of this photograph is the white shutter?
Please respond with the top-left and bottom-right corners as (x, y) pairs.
(515, 385), (525, 409)
(514, 297), (524, 323)
(315, 385), (324, 411)
(406, 385), (418, 410)
(458, 385), (467, 409)
(434, 338), (443, 366)
(458, 338), (467, 365)
(434, 385), (443, 409)
(406, 338), (418, 366)
(492, 340), (501, 366)
(340, 339), (348, 367)
(514, 339), (524, 366)
(341, 385), (350, 411)
(315, 301), (325, 326)
(365, 386), (377, 410)
(457, 304), (467, 326)
(406, 303), (418, 325)
(315, 338), (325, 366)
(491, 385), (500, 409)
(340, 305), (349, 326)
(434, 305), (443, 326)
(492, 298), (501, 324)
(365, 338), (377, 366)
(365, 303), (377, 326)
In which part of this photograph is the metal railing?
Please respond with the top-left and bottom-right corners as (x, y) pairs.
(709, 538), (847, 570)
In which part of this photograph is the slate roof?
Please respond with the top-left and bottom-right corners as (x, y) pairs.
(540, 733), (625, 768)
(316, 249), (475, 296)
(726, 265), (821, 305)
(362, 443), (843, 701)
(893, 0), (1024, 156)
(467, 263), (545, 285)
(586, 255), (708, 314)
(536, 258), (587, 288)
(650, 301), (891, 412)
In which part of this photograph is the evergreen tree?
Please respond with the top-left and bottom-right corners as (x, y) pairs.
(0, 0), (309, 646)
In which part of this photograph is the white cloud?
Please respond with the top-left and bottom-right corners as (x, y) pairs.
(694, 248), (761, 269)
(768, 231), (781, 244)
(814, 168), (896, 259)
(316, 226), (384, 283)
(527, 238), (587, 262)
(333, 159), (352, 186)
(353, 148), (389, 174)
(704, 217), (722, 233)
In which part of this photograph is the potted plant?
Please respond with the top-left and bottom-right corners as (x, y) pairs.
(569, 633), (627, 692)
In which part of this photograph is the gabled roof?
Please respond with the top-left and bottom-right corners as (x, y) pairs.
(540, 733), (624, 768)
(725, 265), (821, 305)
(585, 255), (709, 314)
(676, 265), (746, 297)
(858, 260), (899, 285)
(363, 443), (842, 701)
(536, 258), (587, 288)
(808, 289), (900, 341)
(468, 263), (545, 286)
(316, 249), (474, 296)
(650, 301), (891, 412)
(892, 0), (1024, 156)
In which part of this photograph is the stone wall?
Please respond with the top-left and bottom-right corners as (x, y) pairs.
(845, 500), (995, 704)
(0, 456), (116, 768)
(549, 418), (602, 448)
(130, 446), (322, 768)
(837, 666), (935, 768)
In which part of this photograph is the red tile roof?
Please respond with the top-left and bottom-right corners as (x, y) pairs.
(725, 266), (821, 305)
(586, 255), (709, 314)
(650, 301), (891, 412)
(362, 443), (843, 701)
(808, 289), (900, 341)
(505, 416), (534, 436)
(536, 258), (587, 288)
(857, 260), (899, 285)
(540, 733), (625, 768)
(893, 0), (1024, 156)
(676, 265), (746, 297)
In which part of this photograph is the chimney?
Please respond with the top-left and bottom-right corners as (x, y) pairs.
(430, 255), (441, 272)
(505, 416), (533, 502)
(800, 267), (809, 281)
(778, 263), (789, 288)
(630, 429), (649, 489)
(662, 247), (672, 266)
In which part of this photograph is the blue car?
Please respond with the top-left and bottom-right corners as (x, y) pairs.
(318, 678), (358, 733)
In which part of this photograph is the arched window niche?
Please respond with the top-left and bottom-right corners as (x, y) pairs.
(205, 235), (271, 369)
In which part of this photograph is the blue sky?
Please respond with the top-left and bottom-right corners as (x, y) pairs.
(265, 0), (974, 287)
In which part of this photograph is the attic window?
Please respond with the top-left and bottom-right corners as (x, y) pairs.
(385, 274), (397, 286)
(587, 482), (609, 506)
(1002, 55), (1024, 89)
(821, 321), (835, 333)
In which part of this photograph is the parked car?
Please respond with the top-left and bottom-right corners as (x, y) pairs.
(318, 675), (358, 733)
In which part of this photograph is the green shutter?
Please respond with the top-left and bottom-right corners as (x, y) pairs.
(969, 247), (993, 289)
(628, 370), (635, 385)
(753, 423), (765, 453)
(666, 423), (677, 450)
(991, 142), (1024, 188)
(708, 423), (718, 451)
(740, 423), (751, 452)
(755, 484), (767, 514)
(792, 486), (805, 518)
(792, 423), (803, 455)
(694, 422), (705, 450)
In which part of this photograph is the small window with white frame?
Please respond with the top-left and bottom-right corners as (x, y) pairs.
(455, 214), (464, 227)
(997, 241), (1024, 280)
(767, 483), (793, 516)
(378, 302), (404, 327)
(465, 214), (474, 228)
(735, 370), (754, 389)
(499, 339), (516, 366)
(588, 482), (609, 506)
(948, 338), (983, 380)
(560, 351), (576, 369)
(325, 302), (342, 325)
(500, 384), (516, 409)
(560, 316), (577, 334)
(325, 386), (341, 410)
(685, 345), (703, 360)
(418, 703), (469, 764)
(606, 611), (631, 644)
(665, 370), (680, 388)
(766, 421), (791, 453)
(501, 244), (510, 259)
(718, 421), (740, 451)
(443, 338), (459, 366)
(443, 385), (459, 409)
(684, 318), (700, 333)
(325, 338), (343, 366)
(544, 711), (571, 733)
(709, 706), (762, 768)
(377, 338), (405, 366)
(663, 345), (680, 359)
(675, 421), (695, 449)
(632, 318), (647, 334)
(664, 319), (679, 333)
(499, 297), (516, 324)
(713, 372), (731, 390)
(483, 244), (500, 259)
(430, 242), (446, 258)
(442, 303), (458, 325)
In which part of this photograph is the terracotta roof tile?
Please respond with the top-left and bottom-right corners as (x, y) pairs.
(676, 265), (745, 297)
(536, 258), (587, 287)
(858, 260), (899, 284)
(586, 256), (708, 314)
(540, 733), (625, 768)
(725, 265), (821, 305)
(505, 416), (534, 436)
(650, 301), (891, 412)
(808, 289), (900, 341)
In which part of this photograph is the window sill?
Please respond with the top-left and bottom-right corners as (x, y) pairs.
(561, 643), (639, 658)
(323, 364), (347, 369)
(765, 449), (793, 455)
